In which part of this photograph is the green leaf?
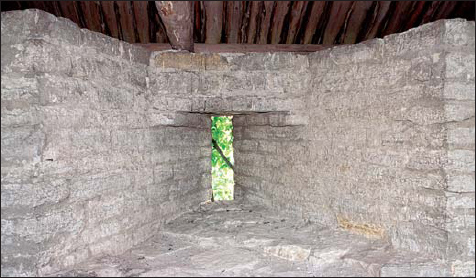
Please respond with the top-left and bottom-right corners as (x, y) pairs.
(211, 116), (234, 200)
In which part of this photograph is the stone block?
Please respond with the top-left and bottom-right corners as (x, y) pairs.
(445, 52), (475, 81)
(1, 179), (70, 209)
(447, 174), (475, 193)
(446, 192), (476, 210)
(451, 260), (476, 277)
(444, 19), (476, 46)
(448, 127), (475, 149)
(381, 19), (445, 56)
(380, 262), (451, 277)
(444, 101), (475, 122)
(445, 150), (475, 172)
(264, 244), (311, 261)
(230, 52), (309, 72)
(444, 81), (475, 101)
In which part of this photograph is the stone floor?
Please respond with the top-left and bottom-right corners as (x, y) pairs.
(51, 201), (450, 277)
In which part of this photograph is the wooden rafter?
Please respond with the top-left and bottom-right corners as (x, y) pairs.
(342, 1), (373, 44)
(270, 1), (291, 44)
(321, 1), (354, 45)
(382, 1), (415, 36)
(204, 1), (223, 44)
(2, 1), (474, 46)
(246, 1), (261, 44)
(286, 1), (308, 44)
(57, 1), (81, 26)
(225, 1), (242, 43)
(257, 1), (274, 44)
(116, 1), (136, 43)
(100, 1), (120, 39)
(363, 1), (392, 40)
(302, 1), (326, 44)
(155, 1), (194, 51)
(132, 1), (150, 44)
(79, 1), (102, 33)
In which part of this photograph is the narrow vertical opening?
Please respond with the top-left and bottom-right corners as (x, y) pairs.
(211, 116), (234, 201)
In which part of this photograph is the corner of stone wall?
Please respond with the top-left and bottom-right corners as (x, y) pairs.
(1, 9), (207, 277)
(441, 18), (475, 277)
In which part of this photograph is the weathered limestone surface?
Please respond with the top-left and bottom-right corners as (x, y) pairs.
(47, 202), (452, 277)
(1, 9), (474, 277)
(1, 9), (210, 277)
(233, 18), (475, 277)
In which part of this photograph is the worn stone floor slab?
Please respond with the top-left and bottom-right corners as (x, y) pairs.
(50, 201), (450, 277)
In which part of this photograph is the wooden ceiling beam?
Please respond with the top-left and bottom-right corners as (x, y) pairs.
(79, 1), (103, 33)
(421, 1), (444, 24)
(342, 1), (373, 44)
(154, 11), (170, 44)
(203, 1), (223, 44)
(100, 1), (120, 39)
(363, 1), (391, 40)
(270, 1), (291, 44)
(155, 1), (194, 51)
(132, 1), (150, 43)
(433, 1), (459, 21)
(45, 1), (61, 16)
(58, 1), (81, 26)
(194, 1), (205, 43)
(452, 1), (475, 21)
(286, 1), (308, 44)
(302, 1), (326, 44)
(137, 43), (331, 53)
(402, 1), (427, 31)
(225, 1), (243, 43)
(257, 1), (274, 44)
(321, 1), (354, 45)
(246, 1), (261, 44)
(117, 1), (137, 43)
(382, 1), (415, 36)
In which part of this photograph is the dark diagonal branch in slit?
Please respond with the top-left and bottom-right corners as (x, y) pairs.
(212, 139), (234, 170)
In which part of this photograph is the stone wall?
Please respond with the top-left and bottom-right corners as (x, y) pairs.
(1, 9), (210, 276)
(305, 19), (474, 271)
(1, 9), (474, 277)
(232, 18), (475, 276)
(443, 20), (475, 276)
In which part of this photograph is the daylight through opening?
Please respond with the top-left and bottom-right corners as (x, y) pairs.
(211, 116), (234, 201)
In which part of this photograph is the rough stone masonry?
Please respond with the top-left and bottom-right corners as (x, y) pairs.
(1, 9), (474, 277)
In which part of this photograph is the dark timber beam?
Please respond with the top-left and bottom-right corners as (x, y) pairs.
(225, 1), (243, 43)
(302, 1), (326, 44)
(155, 1), (194, 51)
(257, 1), (274, 44)
(363, 1), (391, 40)
(421, 1), (444, 24)
(203, 1), (223, 44)
(270, 1), (291, 44)
(382, 1), (414, 36)
(286, 1), (308, 44)
(246, 1), (261, 44)
(100, 2), (120, 39)
(116, 1), (136, 43)
(79, 1), (103, 33)
(433, 1), (459, 21)
(133, 1), (151, 43)
(342, 1), (373, 44)
(137, 43), (331, 53)
(58, 1), (81, 27)
(321, 1), (354, 45)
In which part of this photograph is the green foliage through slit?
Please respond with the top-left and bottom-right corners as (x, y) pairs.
(211, 116), (234, 200)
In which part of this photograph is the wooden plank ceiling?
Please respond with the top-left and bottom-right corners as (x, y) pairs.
(2, 1), (475, 51)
